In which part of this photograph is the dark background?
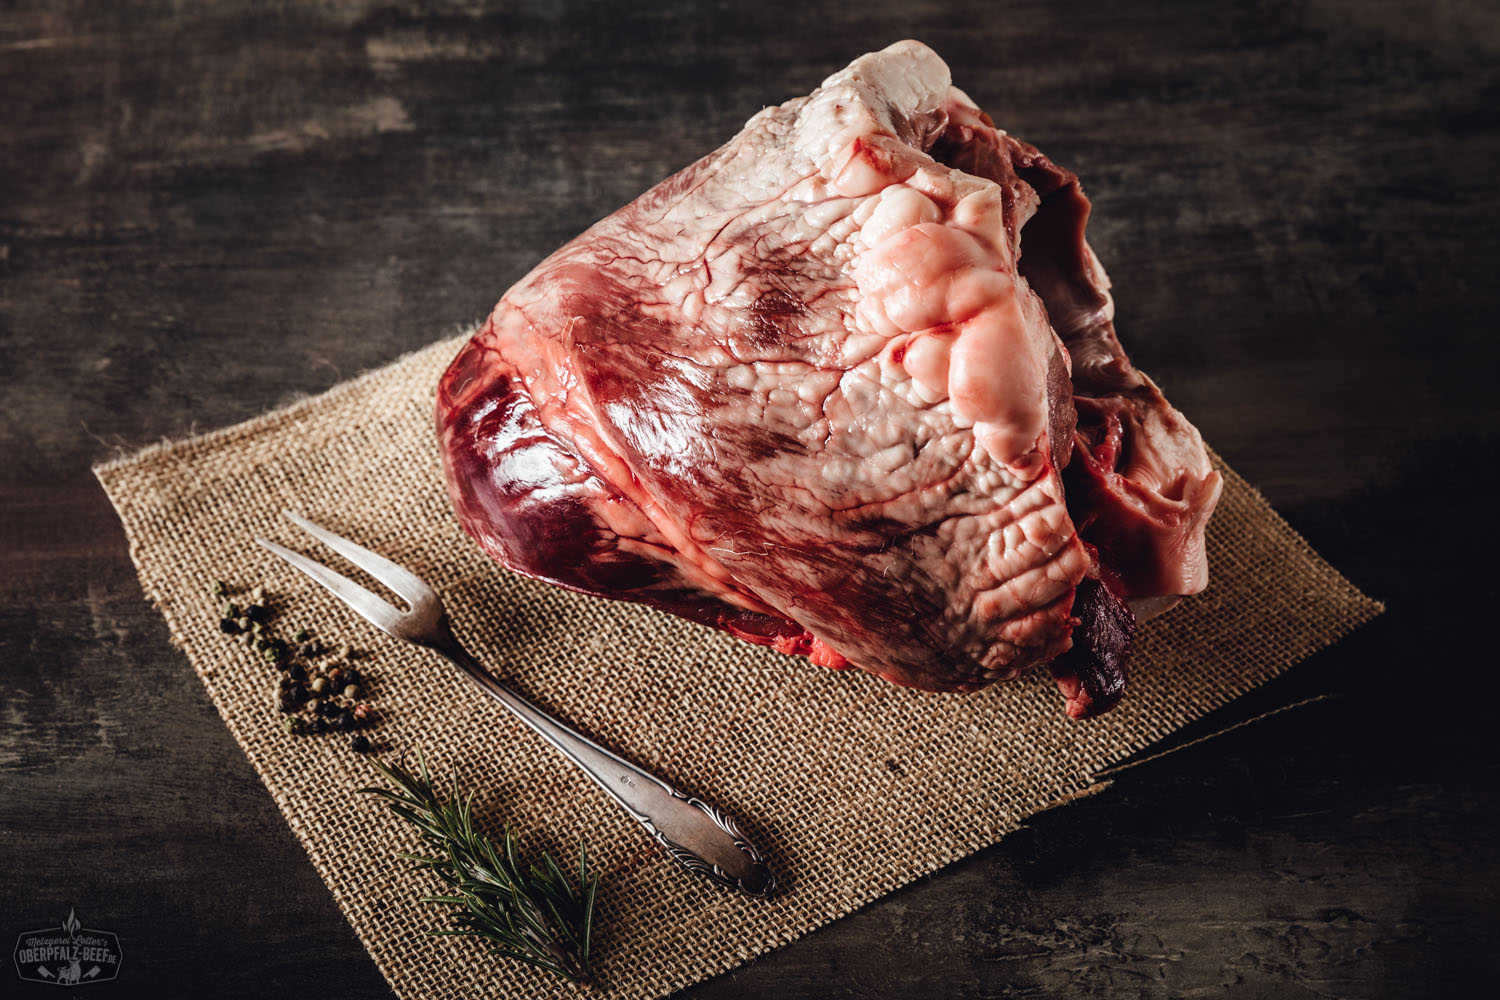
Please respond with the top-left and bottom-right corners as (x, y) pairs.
(3, 1), (1497, 997)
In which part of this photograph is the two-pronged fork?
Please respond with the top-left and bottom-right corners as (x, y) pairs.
(256, 511), (776, 896)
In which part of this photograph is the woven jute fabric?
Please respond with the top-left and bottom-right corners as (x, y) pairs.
(95, 331), (1381, 1000)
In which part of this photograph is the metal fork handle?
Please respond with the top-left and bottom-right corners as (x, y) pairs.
(427, 618), (777, 896)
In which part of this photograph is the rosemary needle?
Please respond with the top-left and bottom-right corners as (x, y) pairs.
(361, 748), (600, 984)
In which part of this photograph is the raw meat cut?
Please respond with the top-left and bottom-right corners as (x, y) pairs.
(436, 41), (1222, 716)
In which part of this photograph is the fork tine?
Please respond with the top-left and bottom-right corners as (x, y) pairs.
(282, 511), (437, 609)
(255, 538), (407, 638)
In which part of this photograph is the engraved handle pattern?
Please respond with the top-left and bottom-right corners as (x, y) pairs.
(646, 792), (777, 895)
(437, 636), (777, 896)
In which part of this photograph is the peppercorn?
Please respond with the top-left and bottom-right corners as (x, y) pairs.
(245, 603), (271, 625)
(299, 642), (321, 658)
(288, 662), (307, 682)
(326, 667), (346, 687)
(276, 687), (305, 713)
(351, 702), (373, 723)
(316, 698), (340, 718)
(211, 579), (226, 596)
(343, 683), (361, 700)
(309, 676), (329, 695)
(349, 735), (371, 753)
(294, 629), (310, 643)
(313, 716), (330, 733)
(283, 715), (308, 735)
(219, 618), (241, 634)
(335, 710), (355, 732)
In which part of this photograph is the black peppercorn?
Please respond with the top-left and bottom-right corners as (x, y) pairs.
(219, 618), (241, 634)
(349, 735), (371, 753)
(245, 603), (271, 624)
(336, 711), (355, 732)
(288, 662), (307, 682)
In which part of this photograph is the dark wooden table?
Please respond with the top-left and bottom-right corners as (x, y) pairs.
(4, 2), (1497, 997)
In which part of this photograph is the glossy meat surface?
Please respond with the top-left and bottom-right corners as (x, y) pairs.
(437, 41), (1221, 704)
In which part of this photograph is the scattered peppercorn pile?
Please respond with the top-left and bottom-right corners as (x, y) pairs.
(212, 579), (377, 753)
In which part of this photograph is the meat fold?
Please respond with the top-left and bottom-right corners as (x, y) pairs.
(436, 41), (1222, 713)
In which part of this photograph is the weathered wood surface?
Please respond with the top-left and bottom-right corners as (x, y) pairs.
(2, 1), (1497, 997)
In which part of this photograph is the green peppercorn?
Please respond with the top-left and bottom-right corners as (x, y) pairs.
(212, 579), (226, 596)
(283, 715), (308, 735)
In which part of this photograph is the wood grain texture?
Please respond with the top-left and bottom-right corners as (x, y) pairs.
(2, 1), (1496, 997)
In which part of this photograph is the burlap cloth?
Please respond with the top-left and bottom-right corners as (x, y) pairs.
(95, 331), (1381, 999)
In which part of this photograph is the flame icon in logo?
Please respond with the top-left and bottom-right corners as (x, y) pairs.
(62, 909), (80, 939)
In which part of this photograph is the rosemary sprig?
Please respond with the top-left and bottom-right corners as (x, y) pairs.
(361, 749), (599, 984)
